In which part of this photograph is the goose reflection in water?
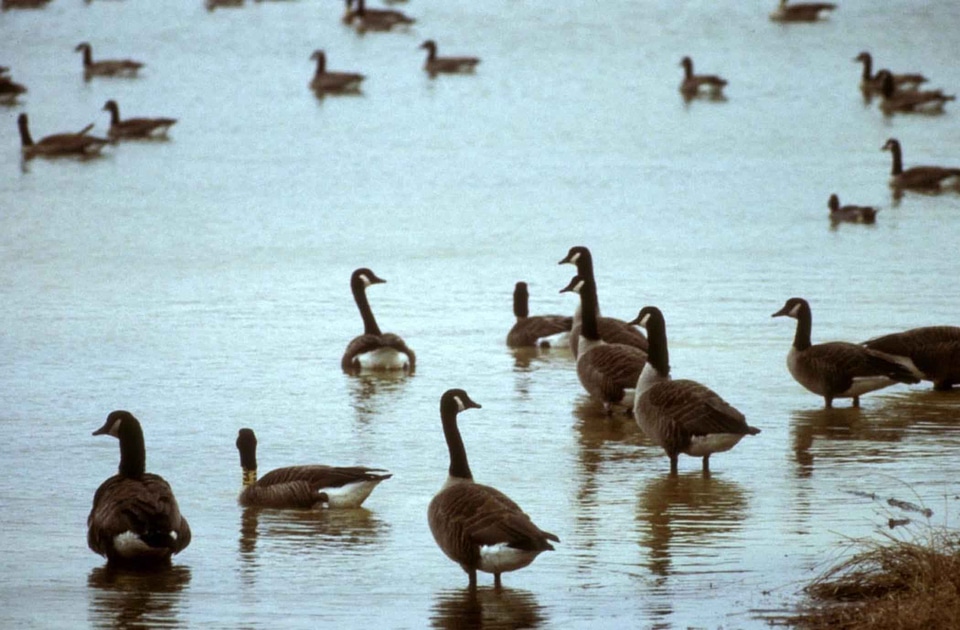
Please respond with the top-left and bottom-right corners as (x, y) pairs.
(347, 370), (409, 424)
(430, 586), (546, 630)
(87, 564), (191, 629)
(238, 506), (388, 558)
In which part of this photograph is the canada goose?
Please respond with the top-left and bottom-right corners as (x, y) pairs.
(309, 50), (365, 95)
(828, 194), (877, 224)
(343, 0), (414, 31)
(506, 281), (572, 349)
(0, 72), (27, 104)
(679, 57), (727, 101)
(205, 0), (243, 10)
(629, 306), (759, 475)
(88, 411), (192, 568)
(2, 0), (52, 9)
(772, 297), (920, 408)
(341, 267), (416, 374)
(561, 274), (647, 415)
(558, 246), (648, 357)
(420, 40), (480, 77)
(853, 52), (927, 95)
(235, 428), (391, 509)
(882, 138), (960, 193)
(75, 42), (143, 79)
(863, 326), (960, 391)
(101, 100), (176, 140)
(428, 389), (558, 589)
(769, 0), (835, 22)
(876, 70), (954, 115)
(17, 113), (108, 159)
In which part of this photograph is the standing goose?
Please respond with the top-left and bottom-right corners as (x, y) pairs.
(236, 428), (391, 509)
(309, 50), (365, 95)
(561, 274), (647, 415)
(853, 52), (927, 95)
(88, 411), (191, 567)
(102, 100), (177, 140)
(419, 40), (480, 77)
(343, 0), (414, 31)
(882, 138), (960, 193)
(506, 281), (572, 349)
(876, 70), (954, 115)
(828, 194), (877, 225)
(558, 246), (648, 357)
(630, 306), (760, 476)
(74, 43), (144, 79)
(17, 112), (108, 159)
(679, 57), (727, 101)
(428, 389), (558, 589)
(772, 297), (919, 408)
(769, 0), (836, 22)
(863, 326), (960, 391)
(341, 267), (416, 374)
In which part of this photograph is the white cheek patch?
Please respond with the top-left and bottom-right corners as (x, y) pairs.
(788, 302), (802, 318)
(638, 313), (650, 327)
(573, 279), (584, 293)
(359, 273), (372, 287)
(570, 252), (580, 264)
(454, 396), (466, 412)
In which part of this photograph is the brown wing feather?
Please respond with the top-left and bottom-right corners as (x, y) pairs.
(571, 318), (648, 355)
(577, 344), (646, 404)
(864, 326), (960, 384)
(507, 315), (572, 347)
(341, 333), (416, 372)
(642, 379), (754, 436)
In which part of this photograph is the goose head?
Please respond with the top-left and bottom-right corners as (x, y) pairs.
(827, 194), (840, 212)
(420, 40), (437, 53)
(558, 245), (591, 268)
(558, 274), (586, 296)
(236, 428), (258, 471)
(627, 305), (662, 329)
(351, 267), (386, 289)
(440, 388), (481, 416)
(93, 410), (137, 437)
(102, 99), (120, 116)
(680, 56), (694, 75)
(771, 297), (808, 320)
(74, 42), (91, 53)
(882, 138), (900, 153)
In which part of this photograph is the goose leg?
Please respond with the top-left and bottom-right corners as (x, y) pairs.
(669, 454), (679, 476)
(824, 396), (833, 409)
(468, 569), (477, 590)
(494, 573), (502, 589)
(702, 455), (711, 475)
(852, 396), (860, 408)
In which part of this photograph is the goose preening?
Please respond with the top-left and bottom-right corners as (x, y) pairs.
(679, 57), (727, 101)
(629, 306), (759, 476)
(88, 411), (192, 568)
(0, 70), (27, 104)
(236, 428), (391, 509)
(75, 43), (144, 79)
(772, 297), (920, 408)
(343, 0), (414, 32)
(828, 194), (877, 225)
(309, 50), (365, 95)
(876, 70), (954, 115)
(863, 326), (960, 391)
(102, 100), (176, 140)
(420, 40), (480, 77)
(853, 52), (927, 95)
(341, 267), (416, 374)
(17, 112), (109, 159)
(882, 138), (960, 193)
(769, 0), (836, 22)
(558, 246), (648, 357)
(561, 274), (647, 415)
(428, 389), (559, 589)
(506, 281), (572, 349)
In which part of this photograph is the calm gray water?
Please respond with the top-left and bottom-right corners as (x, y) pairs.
(2, 1), (960, 628)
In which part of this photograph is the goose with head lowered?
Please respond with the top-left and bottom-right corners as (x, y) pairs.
(506, 281), (572, 349)
(428, 389), (558, 589)
(630, 306), (759, 476)
(881, 138), (960, 193)
(235, 428), (391, 509)
(419, 40), (480, 77)
(828, 194), (877, 225)
(88, 411), (191, 568)
(341, 267), (416, 374)
(17, 112), (108, 159)
(74, 42), (144, 79)
(772, 297), (920, 408)
(102, 100), (176, 140)
(862, 326), (960, 391)
(558, 246), (648, 357)
(561, 274), (647, 415)
(679, 56), (727, 101)
(309, 50), (365, 95)
(853, 52), (927, 96)
(876, 70), (954, 115)
(769, 0), (835, 22)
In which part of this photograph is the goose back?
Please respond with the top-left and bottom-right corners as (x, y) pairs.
(770, 0), (836, 22)
(863, 326), (960, 390)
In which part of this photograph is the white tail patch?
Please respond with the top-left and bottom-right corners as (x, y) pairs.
(478, 544), (540, 574)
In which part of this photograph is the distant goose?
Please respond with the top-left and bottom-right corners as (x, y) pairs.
(428, 389), (559, 589)
(863, 326), (960, 391)
(769, 0), (835, 22)
(853, 52), (927, 95)
(420, 40), (480, 77)
(558, 245), (648, 357)
(205, 0), (243, 10)
(679, 56), (727, 101)
(102, 100), (176, 140)
(828, 194), (877, 224)
(772, 297), (920, 408)
(561, 274), (647, 415)
(88, 411), (192, 568)
(2, 0), (53, 9)
(876, 70), (954, 115)
(75, 42), (144, 78)
(343, 0), (414, 31)
(17, 112), (109, 159)
(506, 281), (572, 349)
(309, 50), (365, 94)
(882, 138), (960, 193)
(341, 267), (416, 374)
(630, 306), (759, 475)
(235, 428), (391, 509)
(0, 71), (27, 104)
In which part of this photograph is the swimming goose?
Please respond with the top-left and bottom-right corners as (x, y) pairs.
(506, 281), (572, 349)
(679, 57), (727, 101)
(772, 297), (920, 408)
(17, 112), (108, 159)
(558, 246), (648, 357)
(0, 71), (27, 104)
(309, 50), (365, 94)
(343, 0), (414, 31)
(428, 389), (559, 589)
(863, 326), (960, 391)
(88, 411), (192, 568)
(828, 194), (877, 224)
(630, 306), (759, 475)
(75, 42), (143, 79)
(236, 428), (391, 509)
(102, 100), (176, 140)
(2, 0), (52, 9)
(853, 52), (927, 95)
(882, 138), (960, 193)
(341, 267), (416, 374)
(561, 274), (647, 415)
(420, 40), (480, 77)
(769, 0), (835, 22)
(876, 70), (954, 115)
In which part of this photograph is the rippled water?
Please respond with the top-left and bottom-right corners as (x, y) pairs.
(2, 0), (960, 628)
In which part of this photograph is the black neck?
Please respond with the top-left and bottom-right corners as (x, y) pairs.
(645, 311), (670, 377)
(314, 54), (326, 76)
(859, 56), (872, 81)
(17, 116), (33, 147)
(440, 400), (472, 481)
(352, 278), (382, 336)
(118, 419), (146, 479)
(682, 59), (693, 79)
(579, 278), (601, 341)
(513, 284), (529, 319)
(81, 47), (92, 67)
(237, 430), (257, 471)
(793, 302), (812, 351)
(888, 142), (903, 176)
(106, 104), (120, 125)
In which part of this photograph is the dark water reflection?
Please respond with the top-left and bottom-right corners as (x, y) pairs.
(430, 586), (546, 630)
(347, 371), (411, 424)
(87, 564), (191, 629)
(238, 506), (389, 560)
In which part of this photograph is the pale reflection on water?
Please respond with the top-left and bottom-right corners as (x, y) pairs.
(430, 586), (546, 630)
(87, 565), (191, 630)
